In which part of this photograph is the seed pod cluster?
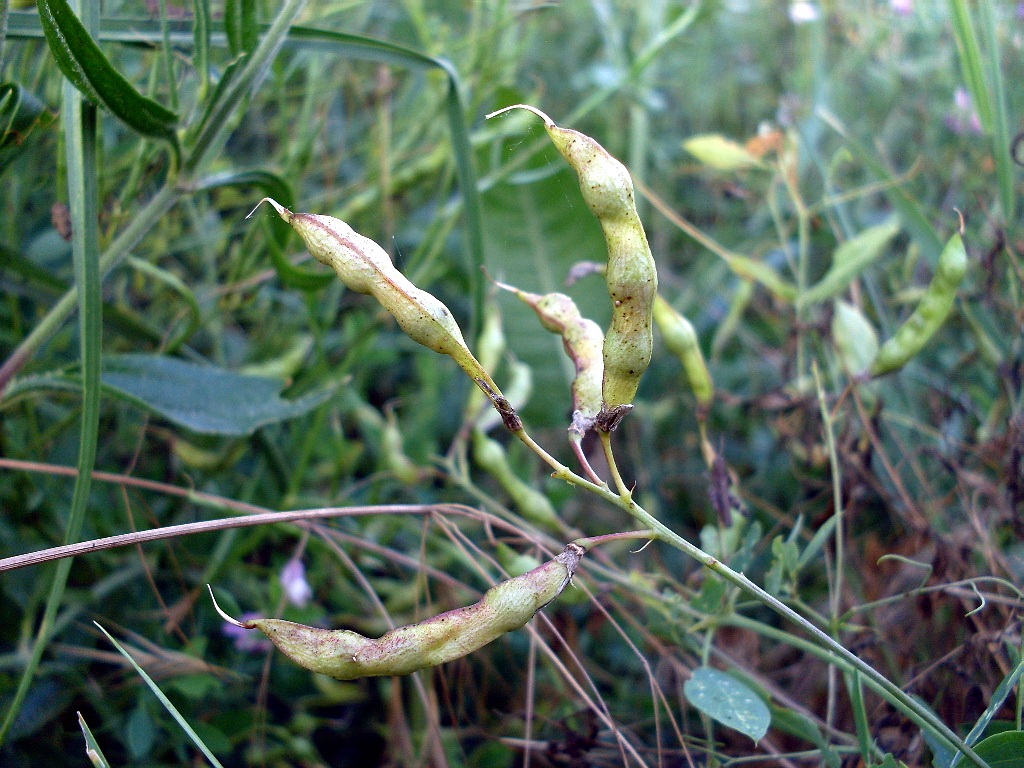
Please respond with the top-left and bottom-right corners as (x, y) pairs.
(489, 106), (658, 431)
(212, 543), (585, 680)
(869, 232), (968, 377)
(653, 295), (714, 419)
(493, 279), (604, 438)
(250, 198), (520, 431)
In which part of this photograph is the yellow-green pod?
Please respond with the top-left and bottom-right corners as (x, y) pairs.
(210, 544), (585, 680)
(488, 106), (657, 429)
(251, 198), (521, 431)
(869, 233), (968, 377)
(494, 279), (604, 437)
(653, 295), (714, 416)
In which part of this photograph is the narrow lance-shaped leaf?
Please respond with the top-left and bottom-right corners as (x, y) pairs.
(38, 0), (179, 153)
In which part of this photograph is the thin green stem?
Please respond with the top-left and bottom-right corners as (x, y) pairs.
(0, 34), (101, 745)
(599, 429), (632, 501)
(512, 424), (991, 767)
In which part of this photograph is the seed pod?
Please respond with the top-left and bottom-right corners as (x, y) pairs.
(210, 543), (585, 680)
(653, 295), (714, 418)
(489, 106), (658, 430)
(250, 198), (520, 431)
(869, 232), (968, 377)
(493, 279), (603, 437)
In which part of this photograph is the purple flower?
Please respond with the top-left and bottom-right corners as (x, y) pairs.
(222, 612), (272, 652)
(891, 0), (912, 15)
(946, 87), (984, 136)
(280, 558), (313, 608)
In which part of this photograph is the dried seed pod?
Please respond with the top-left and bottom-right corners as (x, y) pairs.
(489, 106), (658, 430)
(653, 295), (714, 418)
(250, 198), (520, 430)
(869, 232), (968, 377)
(493, 279), (604, 438)
(211, 543), (585, 680)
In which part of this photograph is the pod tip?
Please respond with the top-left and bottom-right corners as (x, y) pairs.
(207, 584), (249, 629)
(245, 197), (290, 221)
(485, 103), (554, 127)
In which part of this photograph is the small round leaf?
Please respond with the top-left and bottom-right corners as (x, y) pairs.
(684, 666), (770, 743)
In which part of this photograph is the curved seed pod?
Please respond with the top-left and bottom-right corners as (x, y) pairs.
(489, 105), (657, 430)
(211, 543), (585, 680)
(869, 232), (968, 377)
(250, 198), (520, 431)
(493, 279), (604, 437)
(653, 296), (714, 417)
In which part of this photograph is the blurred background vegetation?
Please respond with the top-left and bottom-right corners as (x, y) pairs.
(0, 0), (1022, 765)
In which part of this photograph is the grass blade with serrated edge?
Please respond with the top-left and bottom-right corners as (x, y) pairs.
(93, 622), (226, 768)
(0, 13), (102, 743)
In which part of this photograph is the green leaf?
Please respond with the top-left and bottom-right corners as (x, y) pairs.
(37, 0), (179, 152)
(101, 354), (332, 436)
(950, 655), (1024, 768)
(972, 732), (1024, 768)
(800, 220), (899, 306)
(684, 666), (771, 743)
(197, 169), (333, 290)
(224, 0), (258, 56)
(683, 133), (764, 171)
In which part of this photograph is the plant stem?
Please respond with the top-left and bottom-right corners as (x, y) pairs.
(515, 425), (991, 767)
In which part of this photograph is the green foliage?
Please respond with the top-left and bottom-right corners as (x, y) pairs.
(0, 1), (1021, 766)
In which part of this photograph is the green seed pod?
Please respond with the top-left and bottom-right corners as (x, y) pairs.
(210, 543), (585, 680)
(488, 106), (657, 430)
(869, 232), (968, 377)
(653, 295), (714, 417)
(472, 428), (560, 526)
(250, 198), (520, 431)
(493, 279), (604, 437)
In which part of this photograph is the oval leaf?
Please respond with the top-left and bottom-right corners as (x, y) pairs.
(101, 354), (332, 436)
(38, 0), (179, 150)
(684, 666), (770, 743)
(973, 731), (1024, 768)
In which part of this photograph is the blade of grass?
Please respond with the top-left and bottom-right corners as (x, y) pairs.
(93, 622), (226, 768)
(0, 0), (102, 744)
(976, 0), (1015, 223)
(78, 712), (113, 768)
(949, 0), (1014, 222)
